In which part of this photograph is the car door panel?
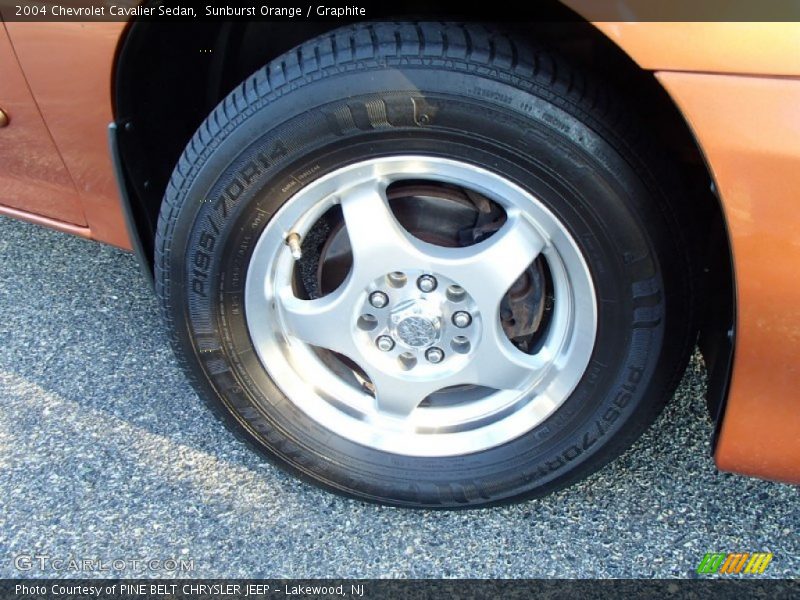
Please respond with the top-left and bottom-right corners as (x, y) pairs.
(4, 21), (129, 247)
(0, 23), (86, 225)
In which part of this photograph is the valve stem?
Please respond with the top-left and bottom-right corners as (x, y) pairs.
(285, 232), (302, 260)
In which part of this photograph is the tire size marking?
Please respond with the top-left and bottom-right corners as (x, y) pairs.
(191, 227), (217, 297)
(532, 365), (644, 480)
(190, 141), (289, 297)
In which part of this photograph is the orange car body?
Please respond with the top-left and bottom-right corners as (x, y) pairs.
(1, 15), (798, 484)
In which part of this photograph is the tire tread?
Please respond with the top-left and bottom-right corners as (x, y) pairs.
(155, 21), (696, 507)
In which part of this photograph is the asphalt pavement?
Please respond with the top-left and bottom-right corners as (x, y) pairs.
(0, 215), (796, 579)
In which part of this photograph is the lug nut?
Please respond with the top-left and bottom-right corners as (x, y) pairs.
(417, 274), (438, 293)
(357, 314), (378, 331)
(387, 271), (407, 288)
(376, 336), (395, 352)
(446, 284), (466, 302)
(451, 335), (471, 354)
(425, 347), (445, 364)
(369, 291), (389, 309)
(398, 352), (417, 371)
(452, 311), (472, 328)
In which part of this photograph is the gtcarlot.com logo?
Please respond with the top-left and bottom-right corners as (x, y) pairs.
(14, 554), (195, 574)
(696, 552), (773, 575)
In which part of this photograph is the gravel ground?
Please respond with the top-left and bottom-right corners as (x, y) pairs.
(0, 214), (796, 579)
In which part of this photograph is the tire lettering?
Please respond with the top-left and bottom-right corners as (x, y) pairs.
(206, 213), (220, 235)
(224, 179), (244, 203)
(199, 231), (215, 252)
(194, 250), (210, 271)
(191, 273), (206, 297)
(254, 140), (289, 170)
(240, 160), (261, 185)
(532, 365), (646, 480)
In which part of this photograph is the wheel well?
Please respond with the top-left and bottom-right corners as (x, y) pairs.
(113, 16), (734, 423)
(113, 19), (336, 260)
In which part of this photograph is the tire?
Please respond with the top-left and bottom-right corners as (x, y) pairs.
(155, 22), (695, 508)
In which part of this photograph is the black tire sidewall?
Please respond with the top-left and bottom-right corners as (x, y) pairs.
(163, 61), (678, 506)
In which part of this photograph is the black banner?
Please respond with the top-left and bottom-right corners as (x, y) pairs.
(2, 579), (799, 600)
(2, 0), (800, 22)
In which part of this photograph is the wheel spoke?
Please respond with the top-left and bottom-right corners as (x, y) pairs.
(366, 369), (441, 418)
(339, 181), (419, 278)
(467, 324), (550, 391)
(277, 285), (355, 356)
(443, 212), (547, 314)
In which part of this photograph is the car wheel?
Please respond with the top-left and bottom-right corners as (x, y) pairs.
(155, 23), (695, 507)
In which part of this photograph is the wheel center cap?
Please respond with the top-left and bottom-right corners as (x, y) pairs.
(396, 316), (437, 347)
(355, 272), (480, 369)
